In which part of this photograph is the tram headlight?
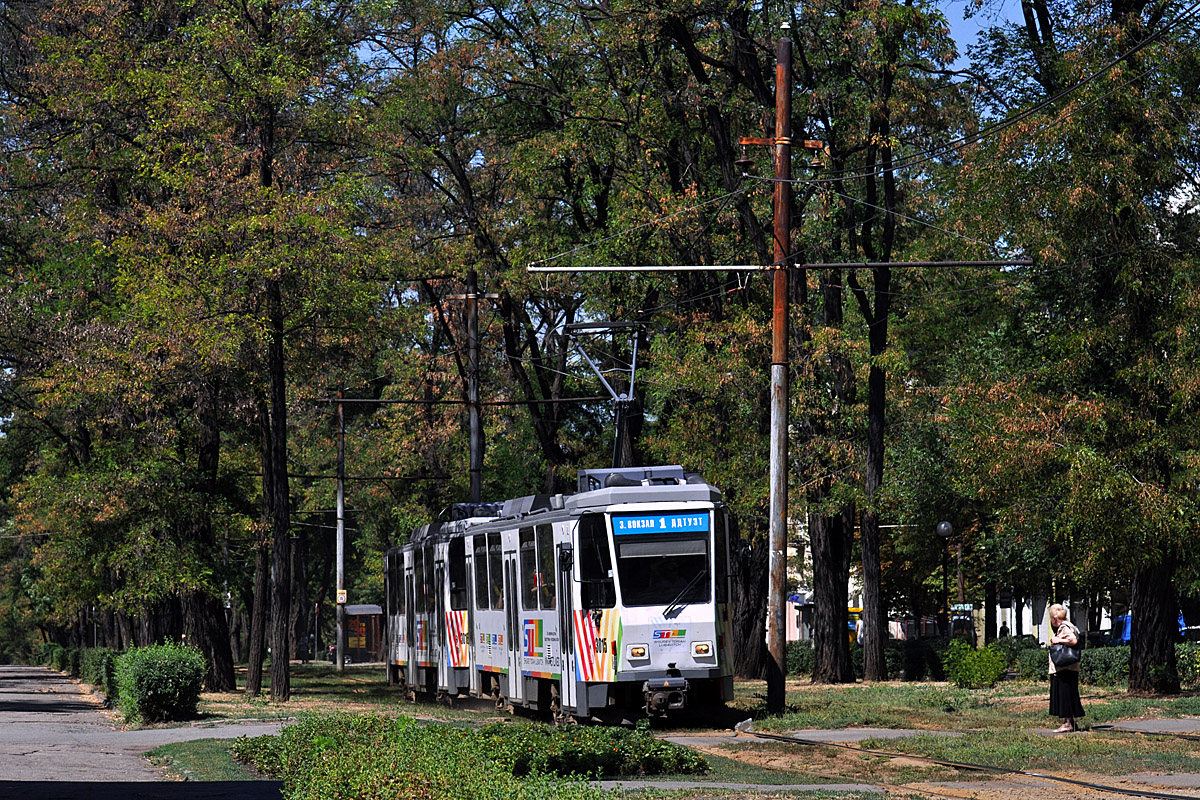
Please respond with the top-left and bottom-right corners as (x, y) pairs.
(693, 641), (713, 657)
(628, 644), (649, 660)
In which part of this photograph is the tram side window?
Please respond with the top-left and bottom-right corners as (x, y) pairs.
(397, 557), (406, 615)
(488, 531), (504, 610)
(387, 555), (404, 616)
(449, 537), (468, 611)
(424, 545), (435, 613)
(537, 524), (556, 610)
(473, 535), (489, 610)
(386, 556), (396, 616)
(715, 511), (729, 603)
(414, 547), (425, 614)
(579, 513), (615, 608)
(519, 528), (538, 610)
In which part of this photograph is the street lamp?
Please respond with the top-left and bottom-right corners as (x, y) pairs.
(937, 521), (953, 637)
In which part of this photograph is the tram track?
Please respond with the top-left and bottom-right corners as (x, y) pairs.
(737, 728), (1200, 800)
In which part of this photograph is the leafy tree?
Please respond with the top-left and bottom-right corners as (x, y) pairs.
(957, 0), (1200, 692)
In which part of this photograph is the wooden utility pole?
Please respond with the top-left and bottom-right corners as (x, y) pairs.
(766, 27), (792, 715)
(336, 390), (346, 672)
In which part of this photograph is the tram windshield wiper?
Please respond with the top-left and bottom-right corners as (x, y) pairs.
(663, 568), (708, 619)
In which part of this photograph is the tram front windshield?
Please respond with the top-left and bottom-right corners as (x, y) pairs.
(612, 511), (711, 607)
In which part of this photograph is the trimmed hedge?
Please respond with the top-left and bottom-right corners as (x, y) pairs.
(478, 719), (707, 778)
(115, 643), (206, 724)
(233, 714), (616, 800)
(80, 648), (121, 700)
(1081, 645), (1130, 686)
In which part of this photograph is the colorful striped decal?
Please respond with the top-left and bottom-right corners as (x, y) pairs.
(445, 610), (470, 668)
(478, 664), (509, 675)
(522, 670), (562, 680)
(573, 609), (622, 682)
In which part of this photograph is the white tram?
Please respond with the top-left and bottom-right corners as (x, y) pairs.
(383, 465), (735, 719)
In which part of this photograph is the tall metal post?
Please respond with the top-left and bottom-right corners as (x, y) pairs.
(336, 392), (346, 672)
(766, 27), (792, 715)
(467, 269), (482, 503)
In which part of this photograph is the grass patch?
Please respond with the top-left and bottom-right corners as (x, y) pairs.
(196, 662), (480, 724)
(620, 792), (900, 799)
(860, 728), (1200, 776)
(146, 738), (269, 782)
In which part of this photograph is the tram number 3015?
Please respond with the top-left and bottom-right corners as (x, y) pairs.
(594, 637), (609, 655)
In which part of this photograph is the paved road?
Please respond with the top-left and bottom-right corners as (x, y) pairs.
(0, 664), (285, 800)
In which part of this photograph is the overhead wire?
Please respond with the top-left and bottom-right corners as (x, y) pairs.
(764, 0), (1200, 188)
(519, 3), (1200, 275)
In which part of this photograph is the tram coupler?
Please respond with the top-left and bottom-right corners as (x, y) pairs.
(643, 677), (689, 715)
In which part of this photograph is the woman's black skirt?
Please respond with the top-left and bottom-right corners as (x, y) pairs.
(1049, 670), (1085, 718)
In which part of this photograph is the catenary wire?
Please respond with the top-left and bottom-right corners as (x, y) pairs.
(776, 0), (1200, 187)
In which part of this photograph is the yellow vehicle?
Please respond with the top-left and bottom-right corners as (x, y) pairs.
(848, 607), (863, 644)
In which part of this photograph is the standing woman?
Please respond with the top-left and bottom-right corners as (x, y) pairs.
(1048, 603), (1084, 732)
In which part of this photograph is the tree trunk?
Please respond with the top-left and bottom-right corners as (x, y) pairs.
(810, 504), (854, 683)
(1129, 557), (1179, 694)
(245, 541), (270, 697)
(183, 591), (236, 691)
(267, 278), (291, 701)
(186, 379), (236, 691)
(731, 531), (769, 679)
(290, 531), (307, 660)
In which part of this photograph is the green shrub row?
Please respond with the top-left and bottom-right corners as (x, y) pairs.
(787, 635), (1200, 689)
(233, 714), (624, 800)
(477, 719), (707, 778)
(37, 642), (206, 723)
(788, 638), (951, 682)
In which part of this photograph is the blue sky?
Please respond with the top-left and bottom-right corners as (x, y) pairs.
(939, 0), (1023, 64)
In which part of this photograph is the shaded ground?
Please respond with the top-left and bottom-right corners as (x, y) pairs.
(9, 663), (1200, 799)
(0, 664), (284, 800)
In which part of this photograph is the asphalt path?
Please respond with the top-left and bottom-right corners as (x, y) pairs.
(0, 664), (285, 800)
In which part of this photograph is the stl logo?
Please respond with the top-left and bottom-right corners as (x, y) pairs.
(653, 629), (686, 640)
(523, 619), (544, 658)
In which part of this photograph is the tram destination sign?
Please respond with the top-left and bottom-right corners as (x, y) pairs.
(612, 512), (710, 535)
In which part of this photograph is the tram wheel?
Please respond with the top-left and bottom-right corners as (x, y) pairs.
(550, 684), (574, 726)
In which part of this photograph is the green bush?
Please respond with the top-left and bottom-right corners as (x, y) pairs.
(115, 643), (206, 724)
(1080, 645), (1129, 687)
(1178, 642), (1200, 686)
(234, 714), (611, 800)
(1177, 642), (1200, 687)
(478, 719), (708, 778)
(80, 648), (121, 700)
(51, 646), (73, 673)
(886, 639), (947, 681)
(1016, 647), (1049, 681)
(795, 638), (946, 681)
(67, 647), (82, 677)
(992, 635), (1041, 667)
(943, 641), (1007, 689)
(39, 642), (62, 667)
(787, 640), (814, 676)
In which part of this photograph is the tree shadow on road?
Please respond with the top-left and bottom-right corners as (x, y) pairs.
(0, 780), (283, 799)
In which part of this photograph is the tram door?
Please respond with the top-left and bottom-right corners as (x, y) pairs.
(557, 540), (576, 713)
(503, 535), (525, 706)
(404, 552), (416, 679)
(434, 555), (446, 692)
